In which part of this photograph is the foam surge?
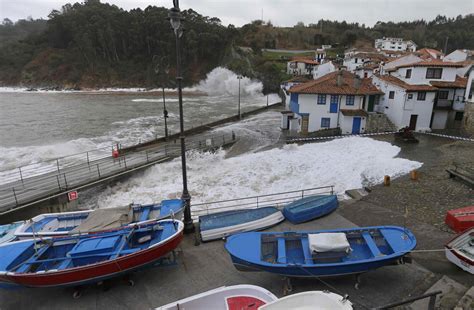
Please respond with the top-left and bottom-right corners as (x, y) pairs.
(93, 137), (422, 210)
(194, 67), (263, 96)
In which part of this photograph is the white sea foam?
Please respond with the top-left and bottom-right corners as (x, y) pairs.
(194, 67), (263, 96)
(93, 137), (422, 211)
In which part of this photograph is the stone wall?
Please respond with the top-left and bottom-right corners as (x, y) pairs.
(366, 113), (398, 133)
(461, 102), (474, 137)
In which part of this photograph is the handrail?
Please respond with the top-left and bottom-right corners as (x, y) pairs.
(191, 186), (335, 217)
(373, 290), (442, 309)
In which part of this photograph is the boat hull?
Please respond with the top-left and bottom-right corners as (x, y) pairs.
(445, 228), (473, 274)
(157, 284), (278, 310)
(225, 226), (416, 278)
(445, 206), (474, 233)
(199, 208), (284, 242)
(283, 195), (338, 224)
(0, 223), (183, 288)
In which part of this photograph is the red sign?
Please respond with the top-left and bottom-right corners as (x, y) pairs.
(67, 191), (78, 201)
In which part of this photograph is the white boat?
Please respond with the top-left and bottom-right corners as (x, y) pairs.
(13, 199), (184, 240)
(157, 284), (278, 310)
(199, 207), (285, 242)
(259, 291), (353, 310)
(445, 227), (474, 274)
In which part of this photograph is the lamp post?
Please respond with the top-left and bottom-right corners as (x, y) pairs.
(237, 75), (242, 119)
(169, 0), (194, 233)
(153, 55), (169, 140)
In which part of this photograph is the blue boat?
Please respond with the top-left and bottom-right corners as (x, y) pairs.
(0, 222), (23, 245)
(0, 219), (184, 288)
(199, 207), (285, 241)
(283, 195), (338, 224)
(13, 199), (184, 239)
(225, 226), (416, 277)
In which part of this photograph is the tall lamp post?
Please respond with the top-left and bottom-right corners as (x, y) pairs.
(237, 75), (242, 119)
(153, 55), (169, 140)
(169, 0), (194, 233)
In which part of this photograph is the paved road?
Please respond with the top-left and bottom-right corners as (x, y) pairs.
(0, 133), (235, 214)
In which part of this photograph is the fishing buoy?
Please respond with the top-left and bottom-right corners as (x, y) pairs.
(384, 175), (391, 186)
(410, 170), (418, 180)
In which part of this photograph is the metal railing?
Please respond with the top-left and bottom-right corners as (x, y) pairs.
(191, 186), (335, 218)
(373, 290), (442, 309)
(0, 132), (237, 212)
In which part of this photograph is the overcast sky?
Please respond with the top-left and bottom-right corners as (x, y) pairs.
(1, 0), (473, 27)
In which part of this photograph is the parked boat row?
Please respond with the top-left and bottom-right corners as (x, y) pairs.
(157, 285), (353, 310)
(0, 199), (184, 244)
(199, 194), (339, 241)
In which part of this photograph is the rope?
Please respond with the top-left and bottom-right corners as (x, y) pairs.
(419, 132), (474, 142)
(286, 131), (397, 143)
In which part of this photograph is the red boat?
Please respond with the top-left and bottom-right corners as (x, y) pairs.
(445, 206), (474, 233)
(0, 219), (183, 288)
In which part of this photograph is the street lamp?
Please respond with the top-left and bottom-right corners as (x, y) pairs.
(153, 55), (169, 140)
(237, 75), (243, 119)
(169, 0), (194, 233)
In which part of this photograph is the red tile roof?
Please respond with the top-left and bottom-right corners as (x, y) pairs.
(283, 76), (310, 83)
(289, 71), (384, 95)
(396, 59), (465, 69)
(415, 48), (444, 60)
(430, 76), (468, 88)
(375, 74), (438, 91)
(290, 57), (319, 65)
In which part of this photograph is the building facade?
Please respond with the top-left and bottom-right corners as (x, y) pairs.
(375, 37), (417, 52)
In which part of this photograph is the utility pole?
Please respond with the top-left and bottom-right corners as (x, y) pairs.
(443, 37), (449, 55)
(237, 75), (242, 119)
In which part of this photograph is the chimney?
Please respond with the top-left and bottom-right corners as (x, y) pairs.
(337, 70), (343, 86)
(353, 75), (361, 89)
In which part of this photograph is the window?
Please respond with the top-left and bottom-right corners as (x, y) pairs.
(317, 94), (326, 105)
(375, 95), (380, 105)
(321, 118), (330, 128)
(405, 69), (412, 78)
(354, 58), (358, 63)
(417, 92), (426, 101)
(330, 95), (339, 104)
(364, 72), (368, 78)
(426, 68), (443, 79)
(438, 90), (449, 100)
(408, 94), (413, 99)
(389, 91), (395, 99)
(346, 95), (355, 106)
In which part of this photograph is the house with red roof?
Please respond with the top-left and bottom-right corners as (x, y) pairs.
(380, 59), (471, 130)
(286, 57), (319, 76)
(283, 71), (383, 134)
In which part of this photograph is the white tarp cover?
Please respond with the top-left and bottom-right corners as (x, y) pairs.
(308, 233), (351, 253)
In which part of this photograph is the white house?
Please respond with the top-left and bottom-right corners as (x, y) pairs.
(444, 49), (474, 62)
(280, 76), (310, 108)
(312, 61), (336, 79)
(287, 58), (319, 76)
(283, 70), (383, 135)
(375, 37), (417, 52)
(343, 52), (386, 72)
(374, 59), (468, 130)
(372, 74), (437, 131)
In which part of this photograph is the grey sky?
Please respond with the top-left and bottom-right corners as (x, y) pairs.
(1, 0), (473, 27)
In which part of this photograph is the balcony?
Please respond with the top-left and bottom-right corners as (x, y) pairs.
(433, 99), (453, 111)
(452, 100), (465, 111)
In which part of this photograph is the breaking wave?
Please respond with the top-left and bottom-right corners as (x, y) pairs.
(194, 67), (263, 97)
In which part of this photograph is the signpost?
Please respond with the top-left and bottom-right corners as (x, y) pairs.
(67, 191), (78, 202)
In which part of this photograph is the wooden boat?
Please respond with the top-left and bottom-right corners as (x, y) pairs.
(445, 206), (474, 233)
(199, 207), (284, 242)
(445, 227), (473, 274)
(283, 195), (338, 224)
(0, 222), (23, 245)
(225, 226), (416, 277)
(259, 291), (353, 310)
(157, 284), (277, 310)
(0, 219), (184, 288)
(13, 199), (184, 239)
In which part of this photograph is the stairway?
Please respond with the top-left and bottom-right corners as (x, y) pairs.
(366, 113), (398, 133)
(408, 275), (472, 310)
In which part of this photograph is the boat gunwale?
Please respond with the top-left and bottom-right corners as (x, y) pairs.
(0, 219), (184, 278)
(225, 225), (417, 268)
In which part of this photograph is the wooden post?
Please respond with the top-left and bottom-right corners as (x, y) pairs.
(384, 175), (391, 186)
(410, 170), (418, 181)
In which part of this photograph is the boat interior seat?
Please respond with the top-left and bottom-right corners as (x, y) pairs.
(139, 208), (151, 222)
(361, 231), (383, 257)
(277, 238), (287, 264)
